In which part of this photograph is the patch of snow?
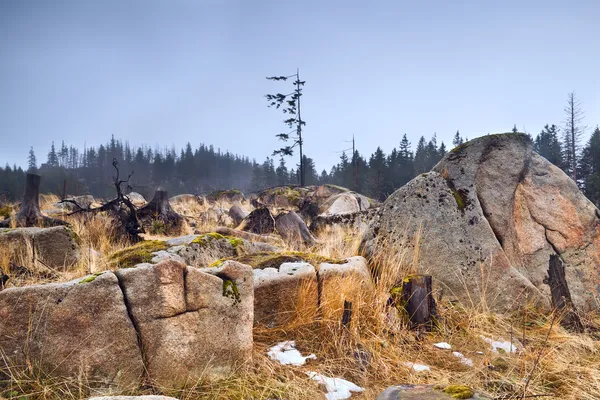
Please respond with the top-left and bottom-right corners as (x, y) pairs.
(403, 362), (431, 372)
(480, 336), (518, 353)
(267, 341), (316, 366)
(434, 342), (452, 350)
(452, 351), (474, 367)
(306, 371), (365, 400)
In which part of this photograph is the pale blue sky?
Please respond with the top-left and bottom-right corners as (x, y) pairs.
(1, 0), (599, 172)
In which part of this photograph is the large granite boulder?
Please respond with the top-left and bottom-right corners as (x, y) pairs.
(361, 133), (600, 312)
(115, 260), (253, 388)
(0, 272), (144, 394)
(0, 226), (81, 270)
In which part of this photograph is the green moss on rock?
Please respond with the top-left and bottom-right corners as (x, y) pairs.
(108, 240), (168, 268)
(442, 384), (475, 399)
(79, 271), (104, 284)
(191, 232), (245, 249)
(222, 279), (241, 304)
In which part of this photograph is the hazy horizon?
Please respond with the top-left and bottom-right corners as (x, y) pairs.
(2, 0), (599, 172)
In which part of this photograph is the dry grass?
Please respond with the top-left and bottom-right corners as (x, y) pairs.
(2, 198), (600, 399)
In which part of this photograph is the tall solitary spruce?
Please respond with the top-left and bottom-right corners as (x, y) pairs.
(265, 69), (306, 186)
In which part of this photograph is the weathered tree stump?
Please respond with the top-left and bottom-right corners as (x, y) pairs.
(341, 300), (353, 328)
(138, 189), (183, 234)
(401, 275), (437, 330)
(0, 174), (67, 228)
(545, 255), (583, 332)
(240, 207), (275, 235)
(275, 211), (317, 246)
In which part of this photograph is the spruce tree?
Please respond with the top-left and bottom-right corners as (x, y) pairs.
(27, 146), (37, 172)
(47, 142), (59, 167)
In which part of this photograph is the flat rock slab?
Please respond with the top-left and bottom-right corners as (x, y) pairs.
(377, 384), (490, 400)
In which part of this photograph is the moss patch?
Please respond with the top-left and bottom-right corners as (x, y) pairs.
(192, 232), (245, 249)
(108, 240), (168, 268)
(442, 384), (474, 399)
(79, 271), (104, 284)
(221, 251), (345, 270)
(223, 279), (241, 304)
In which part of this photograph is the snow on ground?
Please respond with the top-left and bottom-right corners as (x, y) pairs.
(267, 341), (316, 366)
(480, 335), (518, 353)
(434, 342), (452, 349)
(306, 371), (365, 400)
(452, 351), (474, 367)
(403, 361), (431, 372)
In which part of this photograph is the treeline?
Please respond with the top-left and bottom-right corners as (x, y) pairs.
(2, 126), (600, 204)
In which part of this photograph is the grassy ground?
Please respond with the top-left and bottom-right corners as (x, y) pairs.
(1, 197), (600, 399)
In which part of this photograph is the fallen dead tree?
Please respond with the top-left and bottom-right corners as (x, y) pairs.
(60, 158), (144, 242)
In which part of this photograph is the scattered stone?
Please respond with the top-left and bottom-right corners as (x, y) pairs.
(124, 192), (146, 207)
(275, 210), (317, 246)
(240, 207), (276, 234)
(434, 342), (452, 350)
(206, 189), (245, 204)
(0, 226), (81, 271)
(229, 204), (248, 226)
(55, 194), (96, 211)
(319, 192), (361, 217)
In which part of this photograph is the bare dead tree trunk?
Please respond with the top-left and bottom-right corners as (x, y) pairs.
(60, 159), (143, 242)
(545, 255), (583, 332)
(0, 173), (67, 228)
(401, 275), (437, 331)
(137, 189), (183, 234)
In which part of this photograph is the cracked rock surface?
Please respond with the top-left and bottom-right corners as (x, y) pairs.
(361, 133), (600, 311)
(0, 260), (254, 394)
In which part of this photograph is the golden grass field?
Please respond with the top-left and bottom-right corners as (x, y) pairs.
(1, 195), (600, 400)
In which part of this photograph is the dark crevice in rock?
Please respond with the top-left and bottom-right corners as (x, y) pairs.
(475, 188), (505, 249)
(155, 309), (201, 319)
(115, 272), (149, 382)
(183, 267), (189, 311)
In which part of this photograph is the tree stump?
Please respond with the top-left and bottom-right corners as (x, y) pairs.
(401, 275), (437, 330)
(0, 173), (67, 228)
(545, 255), (583, 332)
(137, 189), (183, 234)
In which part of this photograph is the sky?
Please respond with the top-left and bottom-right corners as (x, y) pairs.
(1, 0), (599, 172)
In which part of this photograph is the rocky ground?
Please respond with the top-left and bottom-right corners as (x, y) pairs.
(2, 134), (600, 400)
